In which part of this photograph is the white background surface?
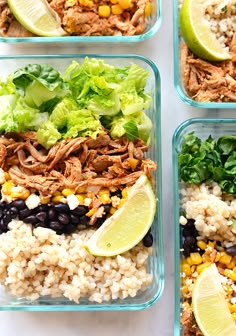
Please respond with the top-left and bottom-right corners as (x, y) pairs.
(0, 0), (231, 335)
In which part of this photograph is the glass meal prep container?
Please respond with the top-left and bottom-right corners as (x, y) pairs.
(173, 0), (236, 109)
(173, 118), (236, 335)
(0, 0), (162, 43)
(0, 54), (164, 311)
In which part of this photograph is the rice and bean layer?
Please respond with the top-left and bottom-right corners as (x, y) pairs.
(179, 183), (236, 335)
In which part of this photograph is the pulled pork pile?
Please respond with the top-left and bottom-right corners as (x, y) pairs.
(0, 0), (152, 37)
(181, 309), (203, 336)
(180, 40), (236, 102)
(0, 132), (156, 197)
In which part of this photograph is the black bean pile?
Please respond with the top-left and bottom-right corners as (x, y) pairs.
(181, 219), (203, 257)
(0, 199), (153, 247)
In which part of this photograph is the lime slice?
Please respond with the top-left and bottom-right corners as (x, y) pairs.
(192, 263), (236, 336)
(85, 174), (156, 257)
(179, 0), (231, 61)
(7, 0), (66, 37)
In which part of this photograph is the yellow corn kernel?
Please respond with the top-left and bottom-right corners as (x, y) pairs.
(110, 0), (118, 3)
(181, 286), (189, 295)
(62, 188), (75, 197)
(226, 285), (234, 295)
(224, 269), (232, 277)
(144, 2), (154, 16)
(99, 189), (110, 196)
(197, 240), (207, 251)
(190, 265), (196, 273)
(98, 5), (111, 17)
(182, 301), (190, 310)
(52, 191), (61, 197)
(76, 194), (85, 204)
(214, 252), (221, 262)
(232, 312), (236, 321)
(4, 172), (10, 181)
(233, 266), (236, 273)
(79, 0), (93, 7)
(196, 262), (211, 274)
(202, 254), (211, 263)
(207, 241), (215, 249)
(186, 256), (193, 266)
(118, 0), (132, 9)
(219, 252), (232, 265)
(2, 180), (14, 195)
(227, 260), (235, 269)
(127, 158), (139, 170)
(40, 197), (51, 205)
(121, 188), (129, 199)
(11, 189), (30, 200)
(111, 4), (123, 14)
(190, 252), (202, 265)
(52, 196), (64, 203)
(118, 198), (126, 208)
(76, 186), (87, 193)
(229, 272), (236, 281)
(99, 194), (111, 205)
(86, 208), (97, 217)
(230, 304), (236, 313)
(109, 207), (116, 215)
(182, 263), (191, 276)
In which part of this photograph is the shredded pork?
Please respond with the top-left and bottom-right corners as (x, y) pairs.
(0, 0), (153, 37)
(0, 132), (156, 197)
(181, 308), (203, 336)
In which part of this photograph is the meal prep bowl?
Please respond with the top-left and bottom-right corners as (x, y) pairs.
(173, 0), (236, 108)
(0, 0), (161, 43)
(173, 118), (236, 335)
(0, 54), (164, 311)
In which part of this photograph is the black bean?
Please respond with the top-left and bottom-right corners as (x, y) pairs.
(94, 217), (105, 229)
(226, 245), (236, 256)
(182, 227), (193, 237)
(0, 208), (3, 218)
(103, 204), (111, 213)
(49, 221), (64, 231)
(36, 212), (47, 222)
(2, 215), (11, 225)
(63, 223), (77, 234)
(182, 245), (191, 257)
(70, 214), (80, 224)
(58, 213), (70, 225)
(36, 205), (48, 213)
(24, 216), (38, 225)
(34, 222), (48, 228)
(110, 190), (122, 198)
(143, 232), (153, 247)
(184, 236), (196, 247)
(48, 208), (56, 220)
(72, 206), (88, 217)
(80, 215), (90, 226)
(19, 208), (32, 220)
(54, 203), (70, 213)
(11, 200), (26, 210)
(9, 207), (18, 218)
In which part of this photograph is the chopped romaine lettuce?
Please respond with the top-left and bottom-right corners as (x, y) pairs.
(37, 121), (62, 149)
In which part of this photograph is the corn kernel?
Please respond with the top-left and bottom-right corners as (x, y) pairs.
(219, 252), (232, 265)
(144, 2), (154, 16)
(118, 0), (132, 9)
(2, 180), (14, 195)
(231, 304), (236, 313)
(186, 257), (193, 266)
(227, 261), (235, 269)
(229, 272), (236, 281)
(202, 254), (211, 262)
(111, 4), (123, 14)
(224, 269), (232, 277)
(62, 188), (75, 197)
(98, 5), (111, 17)
(76, 194), (85, 204)
(11, 189), (30, 200)
(79, 0), (93, 7)
(110, 0), (118, 3)
(207, 241), (215, 249)
(121, 188), (129, 199)
(190, 265), (196, 273)
(109, 207), (116, 215)
(40, 197), (50, 204)
(196, 262), (211, 274)
(52, 196), (64, 203)
(86, 208), (97, 217)
(226, 285), (234, 295)
(233, 266), (236, 273)
(4, 172), (10, 181)
(52, 191), (61, 197)
(118, 198), (126, 208)
(190, 252), (202, 265)
(197, 240), (207, 251)
(99, 189), (110, 196)
(182, 263), (191, 276)
(181, 286), (189, 294)
(183, 301), (190, 310)
(76, 186), (87, 193)
(214, 252), (221, 262)
(232, 312), (236, 321)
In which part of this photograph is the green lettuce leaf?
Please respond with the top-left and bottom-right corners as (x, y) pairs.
(37, 121), (62, 150)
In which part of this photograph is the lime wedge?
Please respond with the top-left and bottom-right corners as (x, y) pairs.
(84, 174), (156, 257)
(179, 0), (231, 61)
(7, 0), (66, 37)
(192, 263), (236, 336)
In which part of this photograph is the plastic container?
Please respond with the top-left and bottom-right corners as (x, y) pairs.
(172, 118), (236, 335)
(0, 54), (164, 311)
(173, 0), (236, 108)
(0, 0), (161, 43)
